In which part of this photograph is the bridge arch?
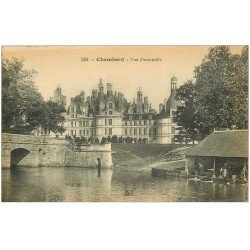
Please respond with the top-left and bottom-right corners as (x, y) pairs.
(10, 148), (31, 168)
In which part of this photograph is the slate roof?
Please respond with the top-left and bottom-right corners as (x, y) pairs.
(186, 130), (248, 158)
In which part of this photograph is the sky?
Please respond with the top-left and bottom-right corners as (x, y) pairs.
(2, 45), (243, 110)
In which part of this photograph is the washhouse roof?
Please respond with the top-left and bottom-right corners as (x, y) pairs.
(186, 130), (248, 158)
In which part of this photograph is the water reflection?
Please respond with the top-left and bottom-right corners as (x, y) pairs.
(2, 167), (248, 202)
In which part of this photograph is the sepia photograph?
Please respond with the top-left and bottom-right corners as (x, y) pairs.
(1, 45), (248, 202)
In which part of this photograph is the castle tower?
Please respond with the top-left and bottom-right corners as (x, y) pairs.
(54, 85), (66, 108)
(159, 103), (164, 113)
(98, 78), (104, 96)
(136, 87), (143, 113)
(165, 76), (179, 116)
(92, 89), (98, 100)
(107, 83), (113, 96)
(144, 96), (149, 113)
(170, 76), (177, 95)
(54, 85), (62, 103)
(80, 91), (85, 103)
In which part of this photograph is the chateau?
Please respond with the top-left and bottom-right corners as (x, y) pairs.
(54, 77), (180, 144)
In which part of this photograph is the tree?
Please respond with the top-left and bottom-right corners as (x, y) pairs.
(125, 137), (133, 143)
(94, 138), (100, 143)
(174, 80), (200, 143)
(40, 100), (66, 135)
(2, 57), (67, 135)
(194, 46), (248, 135)
(111, 135), (118, 143)
(2, 57), (45, 134)
(175, 46), (248, 140)
(88, 136), (95, 143)
(118, 136), (125, 143)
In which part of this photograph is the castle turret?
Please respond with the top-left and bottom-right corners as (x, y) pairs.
(107, 83), (113, 96)
(159, 103), (164, 113)
(136, 87), (143, 113)
(144, 96), (149, 113)
(92, 89), (98, 100)
(98, 78), (104, 96)
(170, 76), (177, 95)
(80, 91), (85, 103)
(165, 76), (179, 116)
(54, 84), (66, 107)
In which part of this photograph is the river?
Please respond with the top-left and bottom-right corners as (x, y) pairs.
(1, 167), (248, 202)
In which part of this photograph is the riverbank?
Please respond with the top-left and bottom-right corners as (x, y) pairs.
(111, 143), (191, 171)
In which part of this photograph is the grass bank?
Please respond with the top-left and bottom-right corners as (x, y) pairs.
(111, 143), (191, 170)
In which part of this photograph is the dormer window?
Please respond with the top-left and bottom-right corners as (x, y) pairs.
(129, 115), (132, 120)
(148, 115), (152, 120)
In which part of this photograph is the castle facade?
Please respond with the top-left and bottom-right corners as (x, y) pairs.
(54, 77), (180, 144)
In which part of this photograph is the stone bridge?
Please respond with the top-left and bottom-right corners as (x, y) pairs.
(1, 133), (113, 169)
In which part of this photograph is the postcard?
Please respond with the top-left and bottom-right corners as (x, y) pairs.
(1, 45), (248, 202)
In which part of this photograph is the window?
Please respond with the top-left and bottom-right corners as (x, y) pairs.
(144, 128), (147, 135)
(86, 121), (89, 127)
(154, 128), (157, 135)
(86, 130), (89, 137)
(129, 116), (132, 120)
(125, 121), (127, 126)
(134, 128), (137, 135)
(148, 115), (152, 119)
(109, 128), (112, 135)
(71, 114), (74, 118)
(144, 120), (147, 125)
(71, 130), (74, 136)
(79, 121), (82, 127)
(149, 120), (152, 125)
(71, 107), (74, 112)
(171, 127), (176, 133)
(109, 103), (113, 109)
(83, 130), (86, 136)
(130, 121), (132, 125)
(139, 121), (141, 126)
(71, 122), (74, 127)
(129, 128), (132, 135)
(139, 115), (142, 120)
(83, 121), (86, 127)
(105, 119), (107, 125)
(134, 121), (136, 125)
(139, 128), (141, 135)
(79, 130), (82, 136)
(75, 121), (77, 127)
(109, 110), (112, 114)
(125, 129), (128, 135)
(105, 128), (108, 135)
(109, 119), (112, 125)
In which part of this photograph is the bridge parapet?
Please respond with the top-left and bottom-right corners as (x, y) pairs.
(66, 139), (111, 152)
(2, 133), (51, 144)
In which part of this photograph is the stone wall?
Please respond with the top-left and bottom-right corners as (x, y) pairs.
(1, 133), (113, 169)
